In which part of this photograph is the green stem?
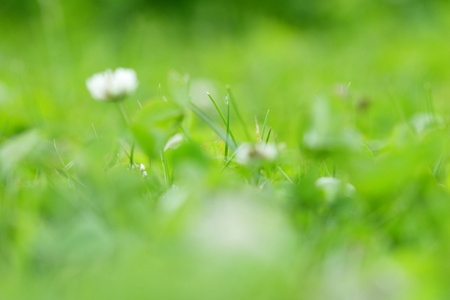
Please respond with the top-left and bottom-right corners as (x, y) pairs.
(189, 103), (237, 150)
(115, 101), (135, 166)
(265, 127), (272, 144)
(161, 151), (169, 187)
(207, 93), (238, 147)
(227, 86), (251, 140)
(225, 100), (230, 161)
(116, 101), (129, 126)
(130, 143), (135, 166)
(261, 109), (270, 141)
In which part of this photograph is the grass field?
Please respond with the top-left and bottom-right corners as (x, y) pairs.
(2, 0), (450, 299)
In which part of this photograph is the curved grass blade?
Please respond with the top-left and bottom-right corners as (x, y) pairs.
(265, 127), (272, 144)
(189, 102), (237, 150)
(207, 92), (238, 147)
(226, 86), (251, 140)
(261, 109), (270, 141)
(224, 98), (231, 160)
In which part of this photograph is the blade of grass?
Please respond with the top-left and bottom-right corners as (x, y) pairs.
(255, 117), (261, 142)
(115, 102), (135, 166)
(224, 98), (231, 161)
(226, 85), (251, 140)
(265, 127), (272, 144)
(222, 146), (242, 170)
(207, 92), (226, 124)
(53, 139), (66, 167)
(161, 151), (169, 187)
(189, 102), (237, 150)
(261, 109), (270, 141)
(178, 122), (194, 143)
(91, 123), (99, 142)
(277, 166), (293, 184)
(207, 92), (238, 147)
(116, 101), (130, 126)
(433, 153), (444, 177)
(119, 142), (132, 162)
(323, 161), (331, 177)
(130, 143), (135, 166)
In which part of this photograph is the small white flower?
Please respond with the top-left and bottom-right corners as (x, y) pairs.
(139, 164), (148, 177)
(86, 68), (138, 101)
(315, 177), (355, 201)
(133, 163), (148, 177)
(235, 143), (278, 165)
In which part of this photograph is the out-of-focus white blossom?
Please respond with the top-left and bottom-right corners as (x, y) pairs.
(140, 164), (148, 177)
(132, 163), (147, 177)
(188, 194), (294, 258)
(315, 177), (355, 201)
(86, 68), (138, 101)
(164, 133), (184, 151)
(235, 143), (277, 165)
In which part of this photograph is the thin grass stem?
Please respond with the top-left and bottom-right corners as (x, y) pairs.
(265, 127), (272, 144)
(207, 92), (227, 124)
(226, 86), (251, 140)
(161, 151), (169, 187)
(207, 92), (238, 146)
(255, 117), (261, 142)
(261, 109), (270, 141)
(277, 166), (293, 184)
(178, 122), (194, 143)
(222, 146), (241, 170)
(189, 102), (237, 150)
(224, 99), (231, 161)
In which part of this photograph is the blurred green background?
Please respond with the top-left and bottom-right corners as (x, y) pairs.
(2, 0), (450, 143)
(2, 0), (450, 299)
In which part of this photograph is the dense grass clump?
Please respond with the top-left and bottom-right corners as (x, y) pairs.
(2, 1), (450, 299)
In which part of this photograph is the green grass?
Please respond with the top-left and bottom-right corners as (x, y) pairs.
(2, 1), (450, 299)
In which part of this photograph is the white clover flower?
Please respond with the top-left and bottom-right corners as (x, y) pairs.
(235, 143), (278, 165)
(86, 68), (138, 101)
